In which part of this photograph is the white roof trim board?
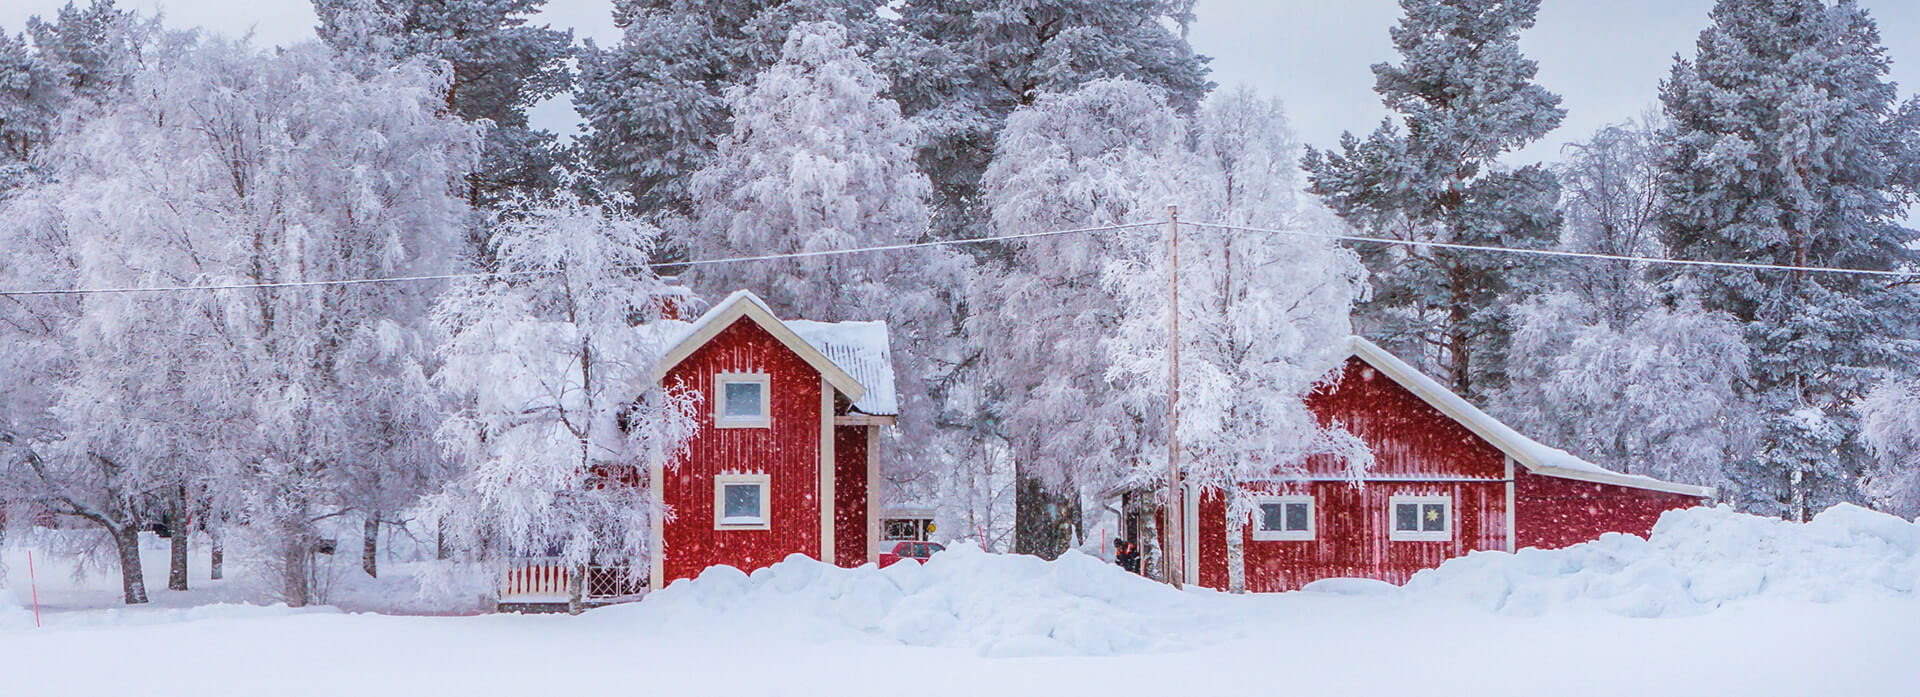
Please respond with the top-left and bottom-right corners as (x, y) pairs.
(653, 290), (867, 404)
(1343, 336), (1718, 499)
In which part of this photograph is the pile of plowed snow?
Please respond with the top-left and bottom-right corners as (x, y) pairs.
(1393, 504), (1920, 617)
(598, 543), (1225, 657)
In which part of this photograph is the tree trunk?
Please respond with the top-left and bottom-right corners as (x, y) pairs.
(167, 485), (189, 591)
(567, 568), (585, 616)
(362, 513), (379, 578)
(1447, 263), (1474, 397)
(111, 526), (150, 605)
(1013, 469), (1079, 560)
(283, 537), (311, 608)
(1226, 506), (1247, 593)
(210, 528), (224, 580)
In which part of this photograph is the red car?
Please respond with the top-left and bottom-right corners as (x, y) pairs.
(879, 540), (944, 567)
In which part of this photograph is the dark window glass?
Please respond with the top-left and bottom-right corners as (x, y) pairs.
(724, 381), (763, 418)
(1422, 503), (1447, 532)
(1260, 503), (1286, 531)
(1394, 503), (1420, 532)
(1285, 502), (1311, 532)
(723, 483), (762, 521)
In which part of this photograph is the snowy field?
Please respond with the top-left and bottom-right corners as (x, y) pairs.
(4, 505), (1919, 697)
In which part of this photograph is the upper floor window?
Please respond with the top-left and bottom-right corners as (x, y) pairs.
(715, 373), (771, 428)
(1251, 495), (1314, 541)
(1389, 495), (1452, 542)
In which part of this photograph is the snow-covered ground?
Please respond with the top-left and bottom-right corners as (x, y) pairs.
(4, 505), (1919, 696)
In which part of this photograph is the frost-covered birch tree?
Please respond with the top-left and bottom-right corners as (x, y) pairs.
(1102, 88), (1368, 585)
(1859, 380), (1920, 518)
(1107, 88), (1370, 502)
(575, 0), (890, 213)
(975, 78), (1187, 558)
(1, 36), (479, 606)
(1494, 122), (1755, 488)
(422, 188), (698, 594)
(313, 0), (572, 210)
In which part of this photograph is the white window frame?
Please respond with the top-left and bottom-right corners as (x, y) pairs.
(713, 373), (772, 428)
(1388, 494), (1453, 542)
(1250, 495), (1315, 541)
(714, 473), (772, 530)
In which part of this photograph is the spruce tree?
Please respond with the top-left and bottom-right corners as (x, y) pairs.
(1303, 0), (1565, 400)
(1658, 0), (1920, 519)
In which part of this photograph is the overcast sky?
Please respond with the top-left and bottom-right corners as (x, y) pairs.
(4, 0), (1919, 165)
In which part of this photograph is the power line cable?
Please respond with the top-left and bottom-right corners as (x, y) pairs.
(0, 221), (1160, 297)
(1186, 220), (1918, 279)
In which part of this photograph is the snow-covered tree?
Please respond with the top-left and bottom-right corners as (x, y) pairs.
(575, 0), (890, 213)
(1859, 380), (1920, 518)
(1493, 120), (1756, 490)
(1658, 0), (1920, 518)
(422, 187), (698, 601)
(886, 0), (1212, 242)
(1107, 87), (1371, 497)
(313, 0), (572, 210)
(1100, 87), (1368, 586)
(2, 36), (480, 606)
(1304, 0), (1565, 401)
(686, 21), (978, 534)
(974, 78), (1187, 557)
(689, 21), (933, 321)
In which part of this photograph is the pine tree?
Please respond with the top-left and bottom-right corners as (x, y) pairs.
(1303, 0), (1565, 401)
(1658, 0), (1920, 518)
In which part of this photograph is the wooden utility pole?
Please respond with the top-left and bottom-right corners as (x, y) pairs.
(1165, 205), (1184, 589)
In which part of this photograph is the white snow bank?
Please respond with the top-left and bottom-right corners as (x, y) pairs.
(1397, 504), (1920, 617)
(595, 543), (1222, 657)
(0, 587), (28, 629)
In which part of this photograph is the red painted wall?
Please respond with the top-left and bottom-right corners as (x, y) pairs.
(833, 425), (870, 567)
(660, 319), (824, 585)
(1196, 355), (1707, 592)
(1514, 468), (1704, 550)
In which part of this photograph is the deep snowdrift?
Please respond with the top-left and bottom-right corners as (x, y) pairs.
(597, 543), (1226, 657)
(1394, 504), (1920, 617)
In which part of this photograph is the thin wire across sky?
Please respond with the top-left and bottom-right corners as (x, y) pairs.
(0, 216), (1909, 297)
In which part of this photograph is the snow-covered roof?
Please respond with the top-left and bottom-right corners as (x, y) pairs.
(652, 290), (899, 416)
(789, 319), (897, 416)
(1344, 336), (1717, 499)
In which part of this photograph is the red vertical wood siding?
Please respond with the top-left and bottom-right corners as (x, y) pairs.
(661, 319), (824, 585)
(1195, 354), (1708, 592)
(1514, 468), (1705, 550)
(1207, 479), (1508, 592)
(1302, 357), (1506, 480)
(833, 425), (870, 567)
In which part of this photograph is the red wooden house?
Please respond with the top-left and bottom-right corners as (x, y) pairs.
(499, 290), (895, 608)
(1181, 336), (1715, 593)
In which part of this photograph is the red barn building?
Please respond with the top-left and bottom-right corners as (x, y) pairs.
(1180, 336), (1714, 592)
(499, 290), (894, 608)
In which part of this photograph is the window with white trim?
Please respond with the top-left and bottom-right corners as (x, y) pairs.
(1389, 495), (1452, 541)
(1251, 495), (1314, 541)
(714, 373), (771, 428)
(714, 474), (771, 529)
